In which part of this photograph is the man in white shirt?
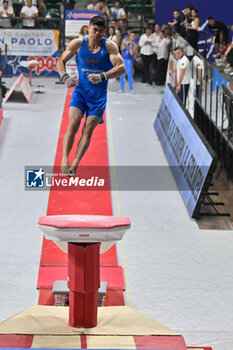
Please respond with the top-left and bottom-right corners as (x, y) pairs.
(139, 27), (154, 84)
(174, 46), (191, 105)
(110, 0), (126, 20)
(87, 0), (98, 11)
(20, 0), (38, 28)
(0, 0), (14, 28)
(191, 53), (204, 99)
(154, 31), (171, 85)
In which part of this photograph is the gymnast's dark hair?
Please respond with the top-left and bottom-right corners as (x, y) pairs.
(89, 16), (106, 28)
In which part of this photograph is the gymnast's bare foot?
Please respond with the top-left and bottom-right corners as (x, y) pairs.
(61, 156), (70, 175)
(68, 159), (79, 177)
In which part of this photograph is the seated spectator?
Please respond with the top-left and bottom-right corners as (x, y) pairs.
(109, 19), (121, 46)
(168, 9), (183, 35)
(0, 0), (14, 28)
(185, 8), (200, 51)
(139, 27), (154, 84)
(108, 26), (118, 44)
(110, 0), (126, 20)
(20, 0), (38, 28)
(22, 0), (46, 11)
(122, 27), (139, 43)
(79, 25), (88, 37)
(35, 0), (46, 11)
(118, 19), (127, 38)
(94, 0), (110, 19)
(120, 31), (138, 92)
(208, 17), (229, 53)
(154, 31), (171, 85)
(87, 0), (98, 10)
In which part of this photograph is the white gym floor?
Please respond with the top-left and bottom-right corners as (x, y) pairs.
(0, 76), (233, 350)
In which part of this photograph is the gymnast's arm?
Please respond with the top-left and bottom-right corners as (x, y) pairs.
(56, 38), (82, 88)
(87, 40), (125, 84)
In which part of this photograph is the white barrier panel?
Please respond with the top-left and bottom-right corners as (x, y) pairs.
(4, 73), (34, 103)
(0, 29), (59, 56)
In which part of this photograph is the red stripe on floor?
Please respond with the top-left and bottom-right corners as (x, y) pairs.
(0, 335), (33, 348)
(37, 266), (125, 290)
(81, 335), (87, 349)
(134, 335), (187, 350)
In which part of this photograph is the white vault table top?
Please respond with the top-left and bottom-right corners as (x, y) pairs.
(38, 215), (131, 243)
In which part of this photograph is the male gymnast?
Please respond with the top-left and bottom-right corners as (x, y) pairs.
(57, 15), (125, 176)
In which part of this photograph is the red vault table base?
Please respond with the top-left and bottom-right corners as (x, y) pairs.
(68, 242), (100, 328)
(38, 215), (131, 328)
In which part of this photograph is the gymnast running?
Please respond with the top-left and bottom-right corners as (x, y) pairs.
(57, 15), (125, 176)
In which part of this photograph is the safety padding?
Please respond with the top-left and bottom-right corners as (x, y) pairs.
(38, 215), (131, 243)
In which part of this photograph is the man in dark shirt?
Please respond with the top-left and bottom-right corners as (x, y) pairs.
(168, 9), (183, 36)
(208, 17), (229, 53)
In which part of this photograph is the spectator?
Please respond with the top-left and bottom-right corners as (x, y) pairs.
(20, 0), (38, 28)
(120, 31), (138, 92)
(63, 0), (78, 10)
(191, 52), (204, 98)
(212, 41), (233, 65)
(208, 17), (229, 53)
(174, 46), (191, 105)
(139, 27), (154, 84)
(168, 9), (183, 35)
(94, 0), (110, 20)
(108, 26), (118, 45)
(161, 23), (170, 37)
(28, 0), (46, 11)
(172, 31), (186, 50)
(118, 19), (127, 39)
(151, 23), (161, 69)
(0, 0), (14, 28)
(121, 31), (138, 62)
(87, 0), (98, 10)
(109, 19), (121, 46)
(185, 8), (200, 51)
(151, 23), (160, 51)
(110, 0), (126, 20)
(154, 31), (171, 85)
(79, 25), (88, 37)
(181, 6), (192, 39)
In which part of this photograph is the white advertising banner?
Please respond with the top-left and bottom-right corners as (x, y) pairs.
(0, 29), (59, 56)
(65, 10), (99, 37)
(165, 53), (176, 87)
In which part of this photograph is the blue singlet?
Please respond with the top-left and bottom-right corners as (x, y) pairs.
(70, 37), (113, 123)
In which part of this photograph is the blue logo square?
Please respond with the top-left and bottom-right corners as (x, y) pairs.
(26, 169), (45, 188)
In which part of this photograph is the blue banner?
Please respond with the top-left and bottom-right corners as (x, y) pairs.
(154, 85), (215, 218)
